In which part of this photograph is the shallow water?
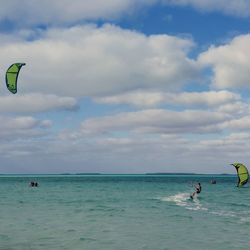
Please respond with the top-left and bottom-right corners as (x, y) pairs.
(0, 175), (249, 250)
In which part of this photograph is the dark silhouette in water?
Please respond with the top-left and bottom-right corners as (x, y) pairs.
(190, 182), (201, 199)
(30, 181), (39, 187)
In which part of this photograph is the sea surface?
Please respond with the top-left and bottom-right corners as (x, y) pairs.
(0, 174), (249, 250)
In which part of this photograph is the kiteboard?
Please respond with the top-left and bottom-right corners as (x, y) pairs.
(190, 194), (199, 200)
(189, 195), (194, 200)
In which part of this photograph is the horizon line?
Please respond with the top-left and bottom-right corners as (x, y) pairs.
(0, 172), (236, 176)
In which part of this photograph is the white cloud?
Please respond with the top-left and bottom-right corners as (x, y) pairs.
(162, 0), (250, 17)
(222, 116), (250, 131)
(226, 132), (250, 141)
(0, 132), (194, 173)
(0, 0), (157, 27)
(199, 34), (250, 89)
(94, 90), (240, 108)
(197, 132), (250, 157)
(79, 109), (230, 135)
(2, 113), (250, 173)
(0, 93), (78, 113)
(0, 24), (199, 97)
(217, 101), (250, 115)
(6, 127), (248, 173)
(0, 116), (51, 140)
(0, 0), (249, 29)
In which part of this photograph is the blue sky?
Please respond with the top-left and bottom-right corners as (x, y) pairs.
(1, 0), (250, 174)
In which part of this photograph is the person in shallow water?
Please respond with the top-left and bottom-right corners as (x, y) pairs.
(191, 182), (201, 198)
(29, 181), (39, 187)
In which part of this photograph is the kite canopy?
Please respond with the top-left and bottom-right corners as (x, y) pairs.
(231, 163), (249, 187)
(6, 63), (25, 94)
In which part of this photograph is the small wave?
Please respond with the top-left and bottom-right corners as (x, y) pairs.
(79, 237), (96, 242)
(228, 202), (250, 208)
(169, 214), (193, 219)
(0, 234), (10, 240)
(84, 199), (97, 203)
(210, 209), (250, 223)
(210, 210), (237, 218)
(67, 229), (76, 232)
(242, 210), (250, 215)
(240, 217), (250, 223)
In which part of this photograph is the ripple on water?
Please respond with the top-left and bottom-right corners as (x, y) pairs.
(79, 237), (97, 242)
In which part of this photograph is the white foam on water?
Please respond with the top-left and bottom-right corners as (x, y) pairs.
(208, 209), (250, 225)
(238, 210), (250, 223)
(210, 210), (237, 217)
(239, 217), (250, 223)
(160, 192), (207, 211)
(161, 192), (190, 206)
(241, 210), (250, 215)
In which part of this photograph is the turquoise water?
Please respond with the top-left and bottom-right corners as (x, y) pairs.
(0, 175), (249, 250)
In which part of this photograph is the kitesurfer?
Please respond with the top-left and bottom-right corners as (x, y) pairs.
(190, 182), (201, 199)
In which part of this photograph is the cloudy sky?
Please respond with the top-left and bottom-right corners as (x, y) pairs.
(1, 0), (250, 174)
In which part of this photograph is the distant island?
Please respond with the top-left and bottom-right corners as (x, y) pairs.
(61, 173), (101, 175)
(145, 173), (235, 176)
(146, 173), (195, 175)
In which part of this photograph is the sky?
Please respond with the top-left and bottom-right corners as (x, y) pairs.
(1, 0), (250, 174)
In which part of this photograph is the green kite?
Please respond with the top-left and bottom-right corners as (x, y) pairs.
(231, 163), (249, 187)
(6, 63), (26, 94)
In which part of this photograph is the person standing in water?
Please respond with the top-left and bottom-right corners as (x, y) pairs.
(190, 182), (201, 199)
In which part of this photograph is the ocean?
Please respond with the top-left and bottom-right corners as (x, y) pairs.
(0, 175), (249, 250)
